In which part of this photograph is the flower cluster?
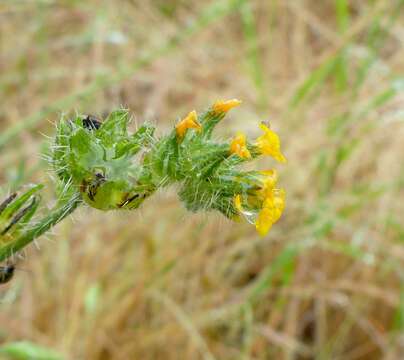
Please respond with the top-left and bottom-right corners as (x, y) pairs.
(230, 121), (287, 235)
(52, 100), (286, 236)
(234, 170), (285, 236)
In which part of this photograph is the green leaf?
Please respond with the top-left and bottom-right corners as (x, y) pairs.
(69, 128), (104, 177)
(84, 283), (101, 315)
(246, 245), (298, 304)
(99, 109), (130, 142)
(335, 138), (360, 167)
(115, 123), (155, 158)
(290, 57), (338, 107)
(336, 0), (349, 32)
(1, 185), (43, 220)
(392, 286), (404, 331)
(0, 341), (64, 360)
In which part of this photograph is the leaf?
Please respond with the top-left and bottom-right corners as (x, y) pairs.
(84, 283), (101, 315)
(99, 109), (130, 142)
(0, 341), (64, 360)
(1, 185), (43, 220)
(290, 57), (338, 107)
(246, 245), (298, 303)
(69, 128), (104, 176)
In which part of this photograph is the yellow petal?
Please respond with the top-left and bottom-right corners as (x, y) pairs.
(175, 110), (201, 139)
(255, 122), (287, 163)
(230, 132), (251, 159)
(212, 99), (242, 114)
(234, 194), (243, 212)
(255, 188), (285, 236)
(257, 169), (278, 198)
(264, 189), (285, 223)
(255, 207), (274, 236)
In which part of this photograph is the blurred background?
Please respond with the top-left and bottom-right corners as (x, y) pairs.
(0, 0), (404, 359)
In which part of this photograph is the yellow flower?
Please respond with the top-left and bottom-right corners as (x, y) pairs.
(175, 110), (201, 139)
(230, 132), (251, 159)
(255, 189), (285, 236)
(256, 169), (278, 198)
(234, 186), (285, 237)
(234, 194), (243, 212)
(255, 122), (286, 163)
(212, 99), (242, 114)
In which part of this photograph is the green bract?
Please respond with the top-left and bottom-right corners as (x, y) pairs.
(53, 111), (156, 210)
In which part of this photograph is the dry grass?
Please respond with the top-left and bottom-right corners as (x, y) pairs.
(0, 0), (404, 359)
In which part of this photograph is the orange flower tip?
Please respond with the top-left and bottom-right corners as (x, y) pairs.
(175, 110), (201, 138)
(212, 99), (242, 114)
(230, 132), (251, 159)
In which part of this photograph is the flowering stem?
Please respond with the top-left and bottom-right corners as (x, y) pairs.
(0, 99), (287, 263)
(0, 192), (81, 262)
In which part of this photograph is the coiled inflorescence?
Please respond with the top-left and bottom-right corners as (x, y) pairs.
(52, 100), (286, 236)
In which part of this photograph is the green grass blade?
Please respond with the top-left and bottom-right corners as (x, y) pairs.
(240, 1), (267, 108)
(246, 245), (298, 304)
(0, 341), (64, 360)
(334, 0), (350, 92)
(290, 57), (338, 107)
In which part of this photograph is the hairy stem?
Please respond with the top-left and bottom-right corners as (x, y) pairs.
(0, 193), (81, 262)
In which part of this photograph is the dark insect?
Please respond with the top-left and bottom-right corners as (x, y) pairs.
(83, 115), (102, 131)
(0, 263), (15, 284)
(87, 173), (106, 201)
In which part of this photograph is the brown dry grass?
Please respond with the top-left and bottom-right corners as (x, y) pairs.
(0, 0), (404, 359)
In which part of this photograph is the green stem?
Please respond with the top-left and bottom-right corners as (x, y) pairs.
(0, 193), (82, 262)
